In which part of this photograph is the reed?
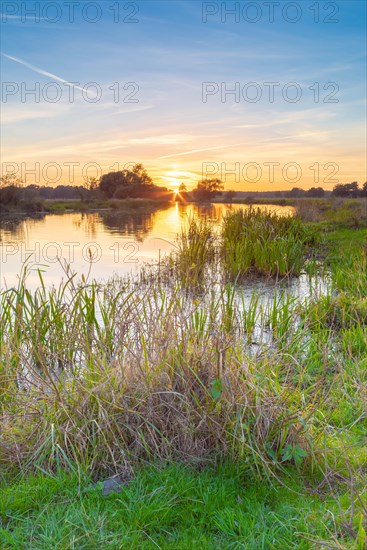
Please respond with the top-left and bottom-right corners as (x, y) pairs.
(221, 207), (316, 279)
(172, 215), (215, 287)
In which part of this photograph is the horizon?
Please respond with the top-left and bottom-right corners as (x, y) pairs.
(1, 1), (367, 190)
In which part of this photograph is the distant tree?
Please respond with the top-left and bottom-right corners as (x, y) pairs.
(0, 172), (23, 205)
(332, 184), (346, 197)
(99, 163), (153, 198)
(288, 187), (305, 198)
(175, 182), (189, 202)
(361, 182), (367, 197)
(0, 172), (22, 188)
(224, 189), (236, 204)
(192, 178), (224, 202)
(306, 187), (325, 198)
(78, 176), (100, 201)
(131, 163), (153, 186)
(333, 182), (359, 198)
(83, 176), (99, 191)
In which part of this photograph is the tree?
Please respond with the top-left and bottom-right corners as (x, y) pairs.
(131, 163), (153, 186)
(361, 182), (367, 197)
(175, 182), (189, 202)
(193, 178), (224, 202)
(83, 176), (99, 191)
(99, 163), (153, 198)
(306, 187), (325, 198)
(77, 176), (100, 201)
(288, 187), (305, 198)
(224, 189), (236, 204)
(333, 182), (359, 198)
(0, 172), (22, 188)
(0, 172), (23, 205)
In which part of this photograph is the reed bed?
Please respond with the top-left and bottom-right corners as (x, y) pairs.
(221, 208), (317, 279)
(167, 208), (318, 290)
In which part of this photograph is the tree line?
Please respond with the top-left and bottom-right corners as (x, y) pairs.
(1, 163), (366, 210)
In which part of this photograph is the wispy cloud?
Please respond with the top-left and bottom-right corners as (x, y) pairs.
(2, 104), (70, 123)
(159, 142), (246, 159)
(2, 54), (96, 98)
(130, 134), (197, 146)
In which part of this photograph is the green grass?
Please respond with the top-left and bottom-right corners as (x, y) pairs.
(0, 463), (360, 549)
(45, 197), (173, 213)
(172, 215), (216, 287)
(295, 198), (367, 227)
(170, 207), (318, 284)
(221, 207), (317, 278)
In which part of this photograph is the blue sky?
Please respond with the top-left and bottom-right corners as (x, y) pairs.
(1, 0), (366, 190)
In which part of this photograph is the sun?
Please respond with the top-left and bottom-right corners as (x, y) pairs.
(173, 188), (179, 194)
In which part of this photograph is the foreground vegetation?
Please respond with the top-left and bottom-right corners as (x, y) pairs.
(1, 201), (366, 548)
(1, 463), (354, 549)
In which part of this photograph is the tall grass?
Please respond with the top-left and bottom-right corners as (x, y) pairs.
(221, 207), (317, 279)
(171, 215), (215, 287)
(0, 258), (365, 491)
(295, 197), (367, 227)
(170, 208), (316, 287)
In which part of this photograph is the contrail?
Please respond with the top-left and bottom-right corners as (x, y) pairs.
(159, 142), (246, 159)
(2, 53), (94, 96)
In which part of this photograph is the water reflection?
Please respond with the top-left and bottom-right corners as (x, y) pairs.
(0, 203), (295, 289)
(99, 210), (155, 242)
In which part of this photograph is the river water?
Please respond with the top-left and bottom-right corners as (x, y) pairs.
(0, 203), (295, 289)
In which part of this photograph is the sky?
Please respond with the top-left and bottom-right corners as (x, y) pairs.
(1, 0), (366, 191)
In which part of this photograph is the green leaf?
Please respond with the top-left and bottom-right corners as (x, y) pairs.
(280, 444), (293, 462)
(210, 378), (223, 401)
(280, 444), (308, 467)
(293, 445), (308, 467)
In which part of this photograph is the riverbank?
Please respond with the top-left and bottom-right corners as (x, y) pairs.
(0, 197), (174, 215)
(2, 196), (366, 223)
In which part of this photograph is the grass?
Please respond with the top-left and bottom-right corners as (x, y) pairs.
(1, 197), (174, 215)
(45, 197), (173, 213)
(1, 202), (366, 547)
(172, 215), (216, 287)
(2, 271), (326, 473)
(221, 207), (317, 278)
(295, 198), (367, 227)
(0, 463), (360, 549)
(169, 207), (318, 284)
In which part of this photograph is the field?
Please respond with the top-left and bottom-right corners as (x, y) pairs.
(0, 199), (366, 549)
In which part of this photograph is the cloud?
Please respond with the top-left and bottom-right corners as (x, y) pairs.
(1, 104), (69, 123)
(130, 134), (197, 146)
(159, 142), (246, 159)
(2, 54), (97, 98)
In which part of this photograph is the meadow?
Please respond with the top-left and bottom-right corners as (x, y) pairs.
(0, 199), (366, 549)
